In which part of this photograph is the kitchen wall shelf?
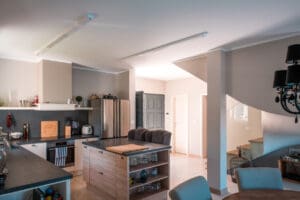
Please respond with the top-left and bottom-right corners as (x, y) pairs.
(0, 106), (93, 111)
(75, 107), (93, 111)
(0, 107), (35, 110)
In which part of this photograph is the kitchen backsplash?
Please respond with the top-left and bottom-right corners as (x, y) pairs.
(0, 110), (88, 138)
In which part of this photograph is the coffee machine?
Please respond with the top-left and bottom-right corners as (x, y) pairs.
(71, 120), (80, 135)
(65, 118), (81, 136)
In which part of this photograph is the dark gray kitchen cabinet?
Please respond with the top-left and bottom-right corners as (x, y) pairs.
(136, 91), (165, 129)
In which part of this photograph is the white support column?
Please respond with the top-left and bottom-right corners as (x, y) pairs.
(206, 50), (227, 195)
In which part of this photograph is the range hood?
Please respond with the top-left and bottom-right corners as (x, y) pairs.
(35, 103), (76, 111)
(38, 60), (73, 110)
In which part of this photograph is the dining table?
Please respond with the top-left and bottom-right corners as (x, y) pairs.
(223, 190), (300, 200)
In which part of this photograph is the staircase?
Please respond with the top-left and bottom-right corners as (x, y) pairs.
(227, 137), (264, 170)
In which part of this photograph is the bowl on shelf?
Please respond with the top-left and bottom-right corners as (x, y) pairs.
(10, 132), (23, 139)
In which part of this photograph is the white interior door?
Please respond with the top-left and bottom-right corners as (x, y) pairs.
(173, 94), (188, 154)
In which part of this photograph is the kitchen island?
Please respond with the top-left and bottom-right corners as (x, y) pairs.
(0, 146), (72, 200)
(83, 138), (171, 200)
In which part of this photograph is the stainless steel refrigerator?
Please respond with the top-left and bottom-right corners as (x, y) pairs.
(89, 99), (130, 138)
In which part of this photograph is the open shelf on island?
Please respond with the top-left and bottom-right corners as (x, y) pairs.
(130, 174), (168, 190)
(130, 187), (168, 200)
(130, 161), (169, 174)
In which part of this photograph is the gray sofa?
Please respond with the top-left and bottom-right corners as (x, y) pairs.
(128, 128), (171, 145)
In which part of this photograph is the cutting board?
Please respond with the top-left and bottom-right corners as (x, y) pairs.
(41, 121), (58, 138)
(106, 144), (149, 154)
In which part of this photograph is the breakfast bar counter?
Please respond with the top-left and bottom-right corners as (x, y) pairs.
(83, 138), (171, 200)
(0, 146), (72, 200)
(82, 137), (171, 155)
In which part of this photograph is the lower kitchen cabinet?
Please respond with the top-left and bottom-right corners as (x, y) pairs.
(21, 143), (47, 159)
(75, 138), (98, 173)
(82, 144), (90, 183)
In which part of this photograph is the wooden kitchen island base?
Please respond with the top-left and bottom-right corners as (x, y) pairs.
(82, 138), (171, 200)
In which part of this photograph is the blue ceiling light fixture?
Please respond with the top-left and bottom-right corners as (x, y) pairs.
(273, 44), (300, 123)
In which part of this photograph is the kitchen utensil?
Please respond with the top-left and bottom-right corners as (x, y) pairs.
(151, 168), (158, 177)
(82, 125), (93, 135)
(140, 170), (148, 183)
(105, 144), (148, 154)
(22, 123), (29, 140)
(41, 121), (58, 138)
(10, 132), (23, 139)
(67, 98), (73, 104)
(130, 157), (138, 166)
(71, 120), (80, 135)
(6, 113), (13, 129)
(89, 94), (100, 100)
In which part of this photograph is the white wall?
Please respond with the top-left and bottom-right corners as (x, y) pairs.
(135, 77), (166, 94)
(116, 71), (130, 99)
(226, 96), (262, 151)
(0, 58), (38, 106)
(175, 55), (207, 82)
(227, 35), (300, 116)
(262, 111), (300, 154)
(165, 77), (207, 156)
(0, 58), (130, 106)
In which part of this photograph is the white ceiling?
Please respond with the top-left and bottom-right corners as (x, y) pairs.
(1, 0), (300, 77)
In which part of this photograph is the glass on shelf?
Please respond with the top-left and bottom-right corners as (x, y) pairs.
(150, 168), (158, 177)
(151, 153), (158, 162)
(130, 157), (138, 166)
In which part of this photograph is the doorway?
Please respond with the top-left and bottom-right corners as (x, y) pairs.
(172, 94), (189, 154)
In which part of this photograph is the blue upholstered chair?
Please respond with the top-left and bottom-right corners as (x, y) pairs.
(236, 167), (283, 191)
(169, 176), (212, 200)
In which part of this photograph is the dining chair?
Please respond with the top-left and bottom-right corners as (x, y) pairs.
(151, 130), (171, 145)
(127, 128), (147, 141)
(169, 176), (212, 200)
(236, 167), (283, 191)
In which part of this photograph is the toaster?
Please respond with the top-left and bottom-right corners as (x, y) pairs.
(82, 125), (93, 135)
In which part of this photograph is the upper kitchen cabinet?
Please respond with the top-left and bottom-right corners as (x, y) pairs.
(38, 60), (72, 103)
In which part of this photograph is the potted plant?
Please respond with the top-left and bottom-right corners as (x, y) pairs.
(75, 96), (83, 107)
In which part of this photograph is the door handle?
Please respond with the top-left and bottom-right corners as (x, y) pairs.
(98, 151), (103, 154)
(98, 172), (103, 175)
(31, 144), (37, 147)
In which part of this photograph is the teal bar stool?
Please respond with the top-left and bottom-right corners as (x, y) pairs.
(169, 176), (212, 200)
(236, 167), (283, 191)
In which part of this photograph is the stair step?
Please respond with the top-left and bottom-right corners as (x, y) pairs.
(227, 149), (239, 156)
(249, 137), (263, 144)
(240, 144), (251, 150)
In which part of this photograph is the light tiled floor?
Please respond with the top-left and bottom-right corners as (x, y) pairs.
(70, 153), (300, 200)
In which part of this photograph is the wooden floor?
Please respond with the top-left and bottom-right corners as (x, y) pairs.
(70, 153), (300, 200)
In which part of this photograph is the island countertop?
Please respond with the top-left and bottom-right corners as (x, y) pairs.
(82, 138), (171, 156)
(0, 146), (72, 195)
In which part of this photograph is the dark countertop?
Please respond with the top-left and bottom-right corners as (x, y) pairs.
(83, 138), (171, 156)
(12, 135), (99, 145)
(0, 146), (72, 195)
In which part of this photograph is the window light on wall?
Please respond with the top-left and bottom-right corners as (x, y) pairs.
(233, 104), (249, 121)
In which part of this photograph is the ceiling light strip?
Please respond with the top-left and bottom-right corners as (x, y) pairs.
(35, 13), (97, 56)
(121, 31), (208, 60)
